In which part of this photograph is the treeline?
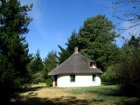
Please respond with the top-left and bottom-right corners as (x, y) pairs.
(27, 50), (57, 86)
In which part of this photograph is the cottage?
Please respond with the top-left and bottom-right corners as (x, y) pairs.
(48, 47), (103, 87)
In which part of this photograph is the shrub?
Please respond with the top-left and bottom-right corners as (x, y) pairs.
(118, 57), (140, 97)
(46, 78), (53, 87)
(32, 71), (44, 84)
(101, 64), (120, 84)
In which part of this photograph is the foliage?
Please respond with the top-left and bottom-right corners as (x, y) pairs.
(66, 31), (78, 54)
(58, 16), (119, 71)
(43, 50), (57, 79)
(58, 31), (78, 63)
(104, 36), (140, 97)
(119, 56), (140, 97)
(46, 78), (53, 87)
(31, 71), (44, 84)
(0, 0), (32, 102)
(28, 50), (44, 83)
(58, 45), (69, 64)
(77, 15), (119, 70)
(28, 50), (43, 73)
(101, 64), (120, 84)
(117, 36), (140, 97)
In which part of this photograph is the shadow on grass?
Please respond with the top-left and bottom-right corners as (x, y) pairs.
(115, 99), (140, 105)
(19, 85), (46, 93)
(22, 86), (43, 92)
(12, 96), (90, 105)
(89, 86), (140, 105)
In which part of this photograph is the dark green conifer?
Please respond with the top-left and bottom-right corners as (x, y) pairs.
(0, 0), (32, 102)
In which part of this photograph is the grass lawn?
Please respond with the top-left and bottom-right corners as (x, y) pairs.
(13, 83), (140, 105)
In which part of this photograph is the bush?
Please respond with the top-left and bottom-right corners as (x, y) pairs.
(46, 78), (53, 87)
(101, 64), (120, 84)
(32, 71), (44, 84)
(118, 57), (140, 97)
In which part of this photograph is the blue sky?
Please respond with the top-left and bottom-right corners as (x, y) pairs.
(20, 0), (139, 58)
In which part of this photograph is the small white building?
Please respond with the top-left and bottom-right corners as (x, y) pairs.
(48, 47), (103, 87)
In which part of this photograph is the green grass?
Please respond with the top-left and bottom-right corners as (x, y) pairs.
(12, 84), (140, 105)
(59, 85), (140, 105)
(62, 85), (119, 94)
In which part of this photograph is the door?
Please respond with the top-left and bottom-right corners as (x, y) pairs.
(54, 75), (57, 86)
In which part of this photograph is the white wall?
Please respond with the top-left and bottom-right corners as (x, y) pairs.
(57, 74), (101, 87)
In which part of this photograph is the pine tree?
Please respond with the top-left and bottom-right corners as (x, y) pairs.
(58, 31), (78, 63)
(58, 45), (69, 64)
(0, 0), (32, 102)
(77, 15), (119, 70)
(28, 49), (44, 83)
(29, 50), (43, 73)
(58, 16), (119, 70)
(43, 50), (57, 79)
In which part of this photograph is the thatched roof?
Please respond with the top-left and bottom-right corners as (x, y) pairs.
(48, 51), (103, 76)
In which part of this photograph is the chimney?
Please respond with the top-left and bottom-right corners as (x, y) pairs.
(74, 47), (78, 53)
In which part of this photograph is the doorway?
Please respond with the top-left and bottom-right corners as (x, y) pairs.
(54, 75), (57, 86)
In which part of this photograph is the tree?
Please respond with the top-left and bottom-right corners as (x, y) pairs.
(77, 15), (119, 70)
(119, 36), (140, 96)
(103, 36), (140, 96)
(43, 50), (57, 79)
(66, 31), (78, 54)
(112, 0), (140, 30)
(58, 45), (69, 64)
(29, 49), (43, 73)
(58, 31), (78, 63)
(0, 0), (32, 102)
(28, 49), (44, 83)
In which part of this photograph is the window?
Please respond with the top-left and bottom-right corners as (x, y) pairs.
(92, 74), (96, 81)
(90, 62), (96, 68)
(70, 75), (75, 82)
